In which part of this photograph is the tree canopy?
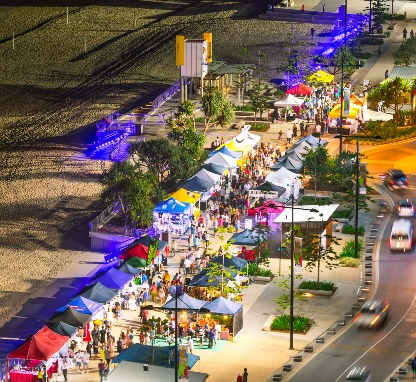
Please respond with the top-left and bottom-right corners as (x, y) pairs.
(367, 77), (410, 113)
(393, 38), (416, 66)
(201, 87), (235, 132)
(317, 46), (356, 76)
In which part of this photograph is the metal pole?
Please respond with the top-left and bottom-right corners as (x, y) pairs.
(174, 294), (179, 382)
(369, 0), (373, 35)
(66, 7), (69, 24)
(289, 191), (295, 350)
(354, 124), (360, 260)
(339, 0), (348, 155)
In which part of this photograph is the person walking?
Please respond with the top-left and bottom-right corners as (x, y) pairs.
(98, 360), (105, 382)
(410, 29), (414, 39)
(299, 121), (305, 136)
(411, 357), (416, 380)
(385, 69), (389, 79)
(171, 239), (176, 257)
(301, 4), (304, 12)
(286, 128), (293, 144)
(322, 4), (325, 13)
(403, 27), (408, 42)
(104, 347), (111, 368)
(243, 368), (248, 382)
(310, 27), (315, 39)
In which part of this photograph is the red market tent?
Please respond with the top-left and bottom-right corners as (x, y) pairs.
(286, 83), (313, 96)
(120, 243), (149, 260)
(8, 326), (68, 360)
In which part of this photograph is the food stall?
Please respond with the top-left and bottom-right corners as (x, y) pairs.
(7, 326), (68, 382)
(153, 197), (192, 235)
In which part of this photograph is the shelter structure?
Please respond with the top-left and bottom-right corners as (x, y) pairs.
(202, 163), (227, 175)
(48, 307), (91, 328)
(266, 167), (302, 199)
(270, 155), (303, 173)
(204, 152), (238, 168)
(79, 282), (119, 304)
(106, 361), (208, 382)
(118, 261), (141, 275)
(88, 267), (133, 290)
(47, 322), (78, 337)
(161, 293), (206, 311)
(308, 70), (334, 83)
(153, 197), (192, 235)
(56, 296), (103, 316)
(112, 344), (200, 370)
(180, 176), (214, 193)
(286, 83), (313, 96)
(201, 297), (243, 336)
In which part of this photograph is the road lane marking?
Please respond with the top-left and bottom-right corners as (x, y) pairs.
(334, 293), (416, 382)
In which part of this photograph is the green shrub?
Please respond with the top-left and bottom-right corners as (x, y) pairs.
(194, 117), (205, 122)
(384, 12), (405, 20)
(270, 314), (313, 333)
(339, 257), (360, 267)
(360, 37), (384, 45)
(332, 209), (352, 219)
(299, 196), (331, 205)
(298, 280), (335, 291)
(250, 123), (269, 132)
(247, 263), (274, 277)
(339, 239), (363, 258)
(233, 105), (255, 111)
(342, 224), (365, 235)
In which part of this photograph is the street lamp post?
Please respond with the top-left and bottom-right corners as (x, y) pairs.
(354, 123), (360, 260)
(288, 191), (319, 350)
(339, 0), (348, 155)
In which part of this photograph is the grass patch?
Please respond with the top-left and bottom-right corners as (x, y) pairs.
(233, 105), (255, 111)
(270, 314), (313, 333)
(298, 280), (335, 291)
(247, 263), (273, 277)
(339, 239), (363, 258)
(332, 209), (352, 219)
(249, 123), (270, 132)
(342, 224), (366, 235)
(298, 196), (331, 205)
(339, 257), (360, 267)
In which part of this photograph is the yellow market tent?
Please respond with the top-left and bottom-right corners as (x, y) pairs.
(328, 103), (361, 119)
(168, 188), (200, 204)
(308, 70), (334, 84)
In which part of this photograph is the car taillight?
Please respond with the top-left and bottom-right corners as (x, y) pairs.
(354, 313), (362, 321)
(389, 239), (391, 246)
(390, 180), (394, 185)
(382, 304), (389, 312)
(370, 315), (380, 326)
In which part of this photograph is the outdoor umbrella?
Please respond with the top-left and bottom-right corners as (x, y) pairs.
(48, 307), (91, 327)
(202, 163), (228, 175)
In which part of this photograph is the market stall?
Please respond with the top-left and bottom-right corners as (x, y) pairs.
(328, 103), (361, 134)
(308, 70), (334, 84)
(153, 197), (192, 235)
(286, 83), (313, 96)
(201, 297), (243, 337)
(88, 267), (133, 290)
(204, 152), (238, 169)
(270, 155), (303, 173)
(78, 282), (119, 304)
(274, 94), (305, 121)
(202, 163), (228, 176)
(118, 261), (141, 276)
(56, 296), (103, 316)
(7, 326), (68, 382)
(266, 167), (302, 199)
(47, 321), (78, 337)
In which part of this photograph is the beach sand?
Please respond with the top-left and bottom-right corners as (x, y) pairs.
(0, 1), (328, 328)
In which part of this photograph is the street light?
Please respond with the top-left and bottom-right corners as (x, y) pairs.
(339, 0), (348, 155)
(288, 190), (319, 350)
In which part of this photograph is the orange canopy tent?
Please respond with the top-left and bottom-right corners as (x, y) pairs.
(8, 326), (68, 360)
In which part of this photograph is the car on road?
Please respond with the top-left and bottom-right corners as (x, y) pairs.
(390, 219), (413, 252)
(354, 300), (390, 329)
(397, 199), (414, 217)
(384, 169), (408, 190)
(345, 366), (372, 381)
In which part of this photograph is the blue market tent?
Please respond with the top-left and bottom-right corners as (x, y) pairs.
(79, 282), (119, 304)
(189, 271), (222, 287)
(201, 296), (242, 315)
(88, 267), (133, 290)
(154, 198), (191, 215)
(208, 145), (242, 159)
(48, 321), (78, 337)
(201, 297), (244, 336)
(57, 296), (103, 316)
(209, 255), (247, 271)
(118, 262), (141, 276)
(112, 344), (199, 369)
(161, 293), (206, 311)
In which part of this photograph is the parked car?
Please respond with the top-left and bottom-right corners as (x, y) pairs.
(397, 199), (414, 217)
(384, 169), (408, 190)
(345, 366), (372, 381)
(354, 300), (390, 329)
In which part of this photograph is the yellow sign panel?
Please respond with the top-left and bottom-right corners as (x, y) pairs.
(176, 35), (185, 66)
(203, 32), (212, 63)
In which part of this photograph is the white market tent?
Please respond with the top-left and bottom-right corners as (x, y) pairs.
(233, 130), (261, 147)
(265, 167), (301, 199)
(204, 152), (237, 167)
(107, 361), (208, 382)
(192, 168), (221, 184)
(273, 204), (339, 224)
(274, 94), (304, 107)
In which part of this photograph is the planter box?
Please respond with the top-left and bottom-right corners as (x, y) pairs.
(297, 288), (335, 296)
(252, 275), (274, 283)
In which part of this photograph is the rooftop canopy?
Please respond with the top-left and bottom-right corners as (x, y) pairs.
(273, 204), (339, 223)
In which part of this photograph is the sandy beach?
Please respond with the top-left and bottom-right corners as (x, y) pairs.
(0, 1), (328, 329)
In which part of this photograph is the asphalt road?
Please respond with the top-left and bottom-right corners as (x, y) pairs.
(288, 140), (416, 381)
